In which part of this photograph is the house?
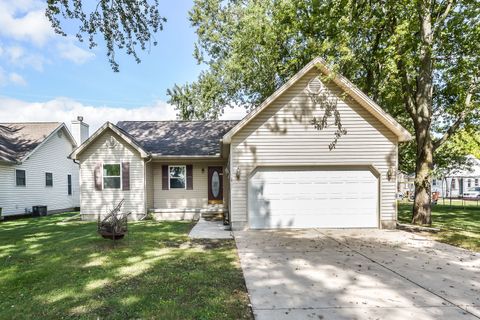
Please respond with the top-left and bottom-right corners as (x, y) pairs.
(70, 57), (411, 230)
(397, 171), (415, 197)
(0, 117), (89, 216)
(432, 155), (480, 197)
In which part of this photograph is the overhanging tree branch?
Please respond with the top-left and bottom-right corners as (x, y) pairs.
(397, 58), (417, 120)
(433, 91), (472, 150)
(433, 0), (455, 36)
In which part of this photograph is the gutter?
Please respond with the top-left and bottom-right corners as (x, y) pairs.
(149, 154), (223, 160)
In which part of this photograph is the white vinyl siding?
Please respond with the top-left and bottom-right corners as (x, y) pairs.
(229, 69), (398, 228)
(0, 127), (79, 215)
(145, 161), (154, 210)
(78, 129), (145, 219)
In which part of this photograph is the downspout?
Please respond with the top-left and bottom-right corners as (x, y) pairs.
(227, 143), (232, 229)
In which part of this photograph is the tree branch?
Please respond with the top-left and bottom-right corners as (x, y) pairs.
(433, 0), (455, 36)
(433, 91), (472, 150)
(396, 58), (417, 120)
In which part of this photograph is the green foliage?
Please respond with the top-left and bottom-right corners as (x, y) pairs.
(46, 0), (166, 72)
(434, 129), (480, 175)
(0, 213), (252, 319)
(168, 0), (479, 170)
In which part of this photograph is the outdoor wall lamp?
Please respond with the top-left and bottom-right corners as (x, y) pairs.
(387, 167), (395, 181)
(201, 167), (205, 173)
(235, 167), (241, 179)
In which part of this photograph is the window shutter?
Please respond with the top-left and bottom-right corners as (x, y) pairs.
(122, 162), (130, 191)
(162, 165), (169, 190)
(94, 163), (102, 191)
(186, 165), (193, 190)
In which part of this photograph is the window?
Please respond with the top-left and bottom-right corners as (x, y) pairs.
(103, 164), (121, 189)
(432, 179), (437, 186)
(169, 165), (186, 189)
(67, 174), (72, 195)
(45, 172), (53, 187)
(451, 179), (456, 189)
(16, 169), (26, 186)
(468, 179), (472, 188)
(476, 179), (479, 187)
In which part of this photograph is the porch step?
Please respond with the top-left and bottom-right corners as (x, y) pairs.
(148, 207), (228, 221)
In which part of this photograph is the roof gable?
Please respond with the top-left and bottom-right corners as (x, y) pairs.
(223, 57), (412, 143)
(70, 122), (149, 160)
(0, 122), (76, 164)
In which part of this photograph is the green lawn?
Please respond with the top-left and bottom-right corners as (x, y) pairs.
(0, 213), (252, 320)
(398, 201), (480, 251)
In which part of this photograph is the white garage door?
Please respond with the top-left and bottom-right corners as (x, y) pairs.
(248, 167), (378, 229)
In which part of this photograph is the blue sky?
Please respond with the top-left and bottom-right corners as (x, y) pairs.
(0, 0), (246, 131)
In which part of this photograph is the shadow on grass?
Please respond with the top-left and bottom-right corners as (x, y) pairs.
(398, 202), (480, 251)
(0, 213), (252, 319)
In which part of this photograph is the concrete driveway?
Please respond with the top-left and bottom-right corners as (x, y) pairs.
(234, 229), (480, 320)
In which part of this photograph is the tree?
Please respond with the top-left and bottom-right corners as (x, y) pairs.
(168, 0), (479, 225)
(46, 0), (166, 71)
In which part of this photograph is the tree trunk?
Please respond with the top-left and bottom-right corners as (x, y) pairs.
(412, 0), (434, 225)
(412, 123), (433, 225)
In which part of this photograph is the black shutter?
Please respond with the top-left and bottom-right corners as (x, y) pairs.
(186, 165), (193, 190)
(122, 162), (130, 191)
(94, 163), (102, 191)
(162, 165), (169, 190)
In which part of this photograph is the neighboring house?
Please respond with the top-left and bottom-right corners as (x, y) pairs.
(70, 57), (411, 230)
(432, 155), (480, 198)
(397, 171), (415, 196)
(0, 118), (88, 216)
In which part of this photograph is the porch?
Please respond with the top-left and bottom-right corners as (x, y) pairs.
(145, 160), (230, 221)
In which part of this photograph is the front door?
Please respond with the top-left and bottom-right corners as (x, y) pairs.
(208, 166), (223, 204)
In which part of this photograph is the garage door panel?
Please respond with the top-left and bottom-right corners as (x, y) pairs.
(248, 167), (378, 229)
(250, 213), (377, 229)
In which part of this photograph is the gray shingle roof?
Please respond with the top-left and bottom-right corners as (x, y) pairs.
(0, 122), (62, 163)
(116, 121), (239, 156)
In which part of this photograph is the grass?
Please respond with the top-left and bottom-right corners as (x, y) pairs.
(0, 213), (252, 320)
(398, 200), (480, 252)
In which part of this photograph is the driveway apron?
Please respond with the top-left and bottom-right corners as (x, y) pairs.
(234, 229), (480, 320)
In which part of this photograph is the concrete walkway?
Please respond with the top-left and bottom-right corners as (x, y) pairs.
(234, 229), (480, 320)
(188, 217), (233, 239)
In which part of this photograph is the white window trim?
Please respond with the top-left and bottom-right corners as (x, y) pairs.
(102, 162), (122, 190)
(45, 172), (53, 187)
(168, 165), (187, 190)
(15, 169), (26, 187)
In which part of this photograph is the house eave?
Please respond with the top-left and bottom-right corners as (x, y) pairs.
(70, 122), (149, 160)
(150, 154), (223, 160)
(20, 123), (77, 163)
(0, 159), (18, 165)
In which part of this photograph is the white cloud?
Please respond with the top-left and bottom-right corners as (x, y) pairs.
(0, 96), (178, 133)
(219, 105), (249, 120)
(3, 45), (46, 71)
(0, 1), (54, 46)
(8, 73), (27, 86)
(0, 68), (27, 86)
(57, 40), (95, 65)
